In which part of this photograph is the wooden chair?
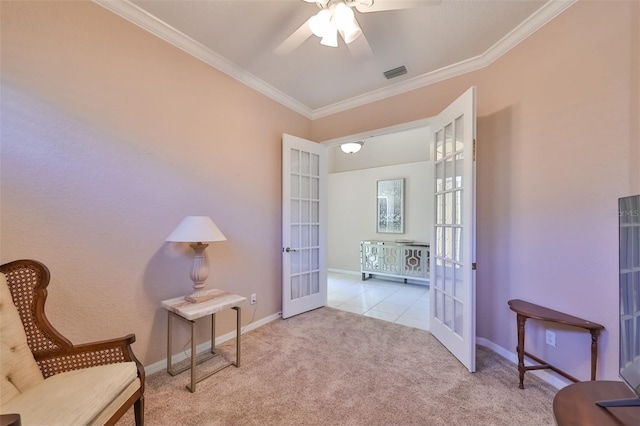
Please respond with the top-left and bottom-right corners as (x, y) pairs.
(0, 259), (144, 425)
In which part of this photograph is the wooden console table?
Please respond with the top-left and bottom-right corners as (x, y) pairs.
(508, 299), (604, 389)
(553, 381), (640, 425)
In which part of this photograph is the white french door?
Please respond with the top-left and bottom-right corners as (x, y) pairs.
(282, 134), (328, 319)
(429, 87), (477, 372)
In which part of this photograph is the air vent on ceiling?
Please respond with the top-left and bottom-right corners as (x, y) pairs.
(383, 66), (408, 79)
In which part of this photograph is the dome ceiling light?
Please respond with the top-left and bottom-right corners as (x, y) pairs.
(340, 141), (364, 154)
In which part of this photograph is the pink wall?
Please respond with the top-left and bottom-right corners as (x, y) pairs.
(0, 1), (310, 365)
(314, 1), (639, 381)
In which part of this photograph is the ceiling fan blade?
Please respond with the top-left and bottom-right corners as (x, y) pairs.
(343, 28), (374, 62)
(273, 17), (314, 56)
(355, 0), (441, 13)
(338, 16), (363, 45)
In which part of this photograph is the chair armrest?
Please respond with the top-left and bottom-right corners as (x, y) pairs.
(34, 334), (145, 389)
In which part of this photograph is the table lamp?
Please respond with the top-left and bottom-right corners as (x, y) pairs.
(166, 216), (226, 303)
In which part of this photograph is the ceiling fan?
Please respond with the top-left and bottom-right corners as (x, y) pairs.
(274, 0), (437, 60)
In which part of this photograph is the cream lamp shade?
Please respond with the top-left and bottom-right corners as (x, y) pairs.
(166, 216), (226, 243)
(166, 216), (226, 303)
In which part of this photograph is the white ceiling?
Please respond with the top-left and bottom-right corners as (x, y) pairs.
(330, 126), (431, 173)
(95, 0), (574, 118)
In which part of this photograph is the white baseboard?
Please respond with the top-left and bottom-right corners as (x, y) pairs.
(476, 337), (572, 390)
(328, 268), (430, 287)
(144, 311), (282, 375)
(328, 268), (360, 276)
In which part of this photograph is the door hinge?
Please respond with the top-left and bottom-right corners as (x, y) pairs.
(473, 139), (477, 161)
(472, 262), (477, 270)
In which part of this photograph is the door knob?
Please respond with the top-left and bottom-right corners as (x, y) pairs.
(284, 247), (297, 253)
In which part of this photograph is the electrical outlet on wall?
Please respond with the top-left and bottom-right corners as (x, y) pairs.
(250, 293), (257, 305)
(545, 330), (556, 347)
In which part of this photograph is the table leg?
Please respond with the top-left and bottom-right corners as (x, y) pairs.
(590, 329), (600, 380)
(190, 319), (196, 393)
(167, 311), (173, 373)
(211, 313), (216, 355)
(165, 305), (242, 392)
(233, 306), (241, 367)
(516, 313), (526, 389)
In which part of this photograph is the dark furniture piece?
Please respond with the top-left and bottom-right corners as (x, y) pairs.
(0, 414), (20, 426)
(508, 299), (604, 389)
(553, 381), (640, 425)
(0, 259), (145, 425)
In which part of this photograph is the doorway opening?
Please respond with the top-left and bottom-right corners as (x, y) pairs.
(284, 86), (477, 371)
(325, 125), (433, 330)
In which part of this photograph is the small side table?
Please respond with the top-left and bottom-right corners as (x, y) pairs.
(508, 299), (604, 389)
(161, 289), (246, 392)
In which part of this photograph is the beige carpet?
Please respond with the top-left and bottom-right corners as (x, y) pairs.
(119, 307), (557, 425)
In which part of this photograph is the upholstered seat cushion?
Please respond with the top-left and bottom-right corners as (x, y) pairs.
(0, 273), (44, 404)
(1, 362), (139, 426)
(1, 271), (140, 425)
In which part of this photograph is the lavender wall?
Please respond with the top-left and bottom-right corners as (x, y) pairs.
(313, 1), (639, 381)
(0, 1), (310, 366)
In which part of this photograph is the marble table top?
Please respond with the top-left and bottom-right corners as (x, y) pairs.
(161, 289), (247, 321)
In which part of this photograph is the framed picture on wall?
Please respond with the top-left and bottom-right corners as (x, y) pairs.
(377, 178), (404, 233)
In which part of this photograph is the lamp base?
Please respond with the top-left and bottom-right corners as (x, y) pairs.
(185, 289), (227, 304)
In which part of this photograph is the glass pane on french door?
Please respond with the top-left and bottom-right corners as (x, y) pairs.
(289, 148), (321, 300)
(433, 117), (465, 338)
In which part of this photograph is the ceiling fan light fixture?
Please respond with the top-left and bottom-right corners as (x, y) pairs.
(309, 9), (332, 37)
(340, 141), (364, 154)
(332, 2), (355, 30)
(320, 27), (339, 47)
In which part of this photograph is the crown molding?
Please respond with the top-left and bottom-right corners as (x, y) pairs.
(480, 0), (576, 66)
(320, 117), (433, 145)
(94, 0), (576, 121)
(93, 0), (314, 119)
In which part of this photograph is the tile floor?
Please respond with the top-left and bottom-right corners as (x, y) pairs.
(327, 271), (430, 330)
